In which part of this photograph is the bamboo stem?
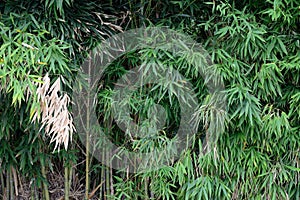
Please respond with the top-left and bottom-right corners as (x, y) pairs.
(110, 161), (114, 198)
(68, 163), (72, 198)
(34, 184), (39, 200)
(6, 170), (9, 200)
(18, 172), (24, 196)
(105, 154), (110, 200)
(30, 182), (35, 200)
(99, 151), (105, 200)
(0, 171), (5, 198)
(85, 54), (92, 200)
(144, 177), (149, 199)
(85, 115), (90, 200)
(9, 167), (14, 200)
(41, 161), (50, 200)
(64, 161), (70, 200)
(11, 166), (18, 197)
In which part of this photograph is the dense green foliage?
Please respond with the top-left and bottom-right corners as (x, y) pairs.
(0, 0), (299, 199)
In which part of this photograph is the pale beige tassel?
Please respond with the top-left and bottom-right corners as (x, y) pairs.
(32, 73), (75, 151)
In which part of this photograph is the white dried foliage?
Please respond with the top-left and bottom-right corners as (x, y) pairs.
(32, 73), (75, 151)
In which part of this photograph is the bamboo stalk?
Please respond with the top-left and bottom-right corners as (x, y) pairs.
(85, 123), (90, 200)
(6, 170), (9, 200)
(99, 151), (105, 200)
(85, 56), (92, 200)
(41, 161), (50, 200)
(68, 163), (73, 198)
(64, 160), (70, 200)
(103, 163), (106, 200)
(18, 172), (24, 196)
(30, 179), (35, 200)
(150, 190), (154, 199)
(9, 167), (14, 200)
(110, 160), (114, 198)
(34, 184), (39, 200)
(144, 177), (149, 200)
(105, 153), (110, 200)
(11, 166), (18, 197)
(0, 171), (5, 197)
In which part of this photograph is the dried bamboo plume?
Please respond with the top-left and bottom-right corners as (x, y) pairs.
(31, 73), (75, 151)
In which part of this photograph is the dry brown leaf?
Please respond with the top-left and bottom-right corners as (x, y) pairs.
(30, 73), (75, 151)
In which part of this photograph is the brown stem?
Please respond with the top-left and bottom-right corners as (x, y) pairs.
(11, 166), (18, 197)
